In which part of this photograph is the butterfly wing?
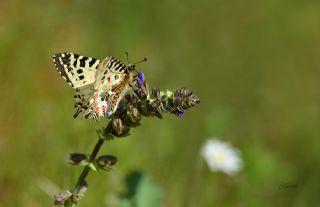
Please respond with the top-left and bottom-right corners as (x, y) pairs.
(97, 57), (137, 117)
(94, 56), (127, 91)
(53, 53), (102, 119)
(80, 56), (127, 120)
(73, 84), (95, 118)
(53, 53), (100, 88)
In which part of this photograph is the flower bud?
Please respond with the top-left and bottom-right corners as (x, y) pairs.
(128, 107), (141, 123)
(111, 118), (130, 137)
(54, 191), (72, 205)
(78, 181), (88, 197)
(71, 181), (88, 203)
(152, 88), (161, 100)
(95, 155), (117, 170)
(69, 153), (89, 166)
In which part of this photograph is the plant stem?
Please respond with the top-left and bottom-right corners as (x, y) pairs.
(71, 121), (112, 203)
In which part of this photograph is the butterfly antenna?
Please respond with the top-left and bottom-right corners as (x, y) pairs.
(125, 52), (130, 64)
(133, 58), (147, 65)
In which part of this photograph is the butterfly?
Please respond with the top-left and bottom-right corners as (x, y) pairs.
(52, 52), (146, 121)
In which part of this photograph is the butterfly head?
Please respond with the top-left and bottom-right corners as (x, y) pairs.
(126, 57), (147, 74)
(127, 64), (136, 72)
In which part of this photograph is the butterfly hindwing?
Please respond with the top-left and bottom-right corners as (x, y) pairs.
(74, 85), (95, 109)
(53, 53), (100, 88)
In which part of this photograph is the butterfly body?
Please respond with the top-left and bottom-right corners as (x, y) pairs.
(105, 71), (133, 117)
(53, 53), (137, 121)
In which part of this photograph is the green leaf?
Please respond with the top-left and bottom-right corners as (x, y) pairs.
(64, 199), (76, 207)
(118, 172), (163, 207)
(88, 163), (97, 171)
(119, 198), (134, 207)
(135, 176), (163, 207)
(165, 90), (173, 97)
(69, 153), (89, 166)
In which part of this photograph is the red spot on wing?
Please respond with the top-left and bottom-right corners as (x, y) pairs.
(107, 76), (111, 83)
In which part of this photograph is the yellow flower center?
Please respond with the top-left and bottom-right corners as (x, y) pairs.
(211, 153), (226, 164)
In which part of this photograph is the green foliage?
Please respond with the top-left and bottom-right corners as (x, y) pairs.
(119, 172), (163, 207)
(135, 176), (163, 207)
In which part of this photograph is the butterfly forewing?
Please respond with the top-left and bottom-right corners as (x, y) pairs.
(53, 53), (100, 88)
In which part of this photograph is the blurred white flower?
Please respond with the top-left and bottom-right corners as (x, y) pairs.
(201, 139), (242, 176)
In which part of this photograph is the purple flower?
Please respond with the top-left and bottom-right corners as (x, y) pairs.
(138, 72), (145, 82)
(137, 72), (145, 86)
(137, 79), (144, 86)
(177, 111), (184, 118)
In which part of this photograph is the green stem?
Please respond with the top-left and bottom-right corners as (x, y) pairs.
(70, 121), (113, 204)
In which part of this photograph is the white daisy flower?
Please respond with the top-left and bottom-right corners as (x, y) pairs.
(201, 139), (243, 176)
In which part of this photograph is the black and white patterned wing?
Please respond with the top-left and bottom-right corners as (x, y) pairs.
(94, 56), (127, 90)
(53, 53), (101, 88)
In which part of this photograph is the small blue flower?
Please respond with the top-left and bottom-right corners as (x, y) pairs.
(137, 79), (144, 86)
(137, 72), (145, 86)
(138, 72), (145, 82)
(177, 111), (184, 118)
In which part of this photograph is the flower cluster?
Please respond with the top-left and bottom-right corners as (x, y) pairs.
(106, 72), (200, 138)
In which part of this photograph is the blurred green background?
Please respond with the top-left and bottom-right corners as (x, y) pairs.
(1, 0), (320, 206)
